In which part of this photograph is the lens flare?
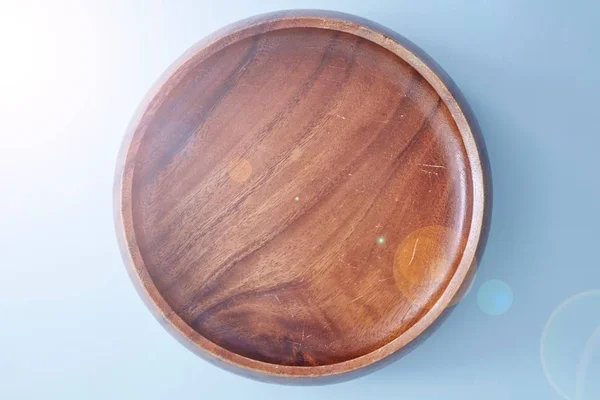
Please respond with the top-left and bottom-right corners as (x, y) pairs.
(541, 291), (600, 400)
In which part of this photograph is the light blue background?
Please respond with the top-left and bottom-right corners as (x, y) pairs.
(1, 1), (599, 399)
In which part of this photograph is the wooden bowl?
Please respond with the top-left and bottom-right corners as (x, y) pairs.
(115, 10), (490, 381)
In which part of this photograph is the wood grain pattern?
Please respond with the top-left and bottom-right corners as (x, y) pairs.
(115, 10), (489, 380)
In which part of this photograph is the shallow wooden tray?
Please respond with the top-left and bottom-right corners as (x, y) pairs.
(115, 10), (489, 381)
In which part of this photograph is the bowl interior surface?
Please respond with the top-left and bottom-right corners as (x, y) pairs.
(120, 18), (478, 373)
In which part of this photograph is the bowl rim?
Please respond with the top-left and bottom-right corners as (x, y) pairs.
(114, 9), (489, 379)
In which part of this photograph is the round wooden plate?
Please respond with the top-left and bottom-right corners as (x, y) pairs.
(115, 10), (489, 381)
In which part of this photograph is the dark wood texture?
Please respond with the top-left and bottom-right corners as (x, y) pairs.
(115, 10), (489, 380)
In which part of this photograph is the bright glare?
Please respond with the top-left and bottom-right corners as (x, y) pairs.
(0, 2), (104, 169)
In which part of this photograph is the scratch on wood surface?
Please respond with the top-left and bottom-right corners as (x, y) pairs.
(408, 238), (419, 266)
(349, 294), (365, 303)
(336, 114), (346, 120)
(274, 295), (281, 304)
(420, 169), (439, 176)
(417, 163), (445, 169)
(399, 304), (414, 322)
